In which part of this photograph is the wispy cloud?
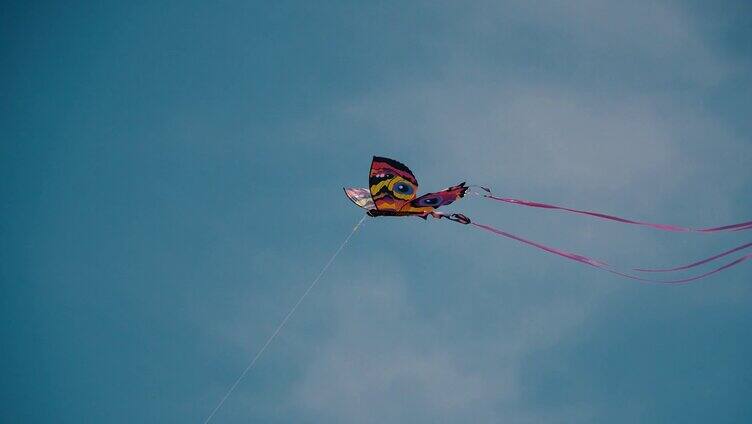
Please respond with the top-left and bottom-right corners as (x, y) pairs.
(291, 264), (607, 423)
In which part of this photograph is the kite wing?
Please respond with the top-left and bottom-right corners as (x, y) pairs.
(398, 182), (469, 215)
(344, 187), (376, 211)
(369, 156), (419, 212)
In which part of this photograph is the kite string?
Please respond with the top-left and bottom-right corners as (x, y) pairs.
(202, 214), (367, 424)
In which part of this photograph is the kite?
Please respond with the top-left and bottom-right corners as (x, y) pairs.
(203, 155), (750, 424)
(344, 156), (472, 224)
(345, 156), (752, 284)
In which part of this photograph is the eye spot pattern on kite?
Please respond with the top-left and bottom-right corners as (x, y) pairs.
(394, 182), (414, 195)
(415, 196), (442, 207)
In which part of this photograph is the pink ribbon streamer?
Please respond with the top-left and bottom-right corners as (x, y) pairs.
(479, 192), (752, 233)
(471, 222), (750, 284)
(634, 242), (752, 273)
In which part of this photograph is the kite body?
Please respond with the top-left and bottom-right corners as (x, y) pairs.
(344, 156), (471, 224)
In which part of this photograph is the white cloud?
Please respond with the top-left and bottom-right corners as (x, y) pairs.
(342, 84), (687, 198)
(292, 271), (604, 423)
(452, 0), (732, 85)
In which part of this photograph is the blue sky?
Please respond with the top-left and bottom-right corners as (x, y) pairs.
(3, 1), (751, 423)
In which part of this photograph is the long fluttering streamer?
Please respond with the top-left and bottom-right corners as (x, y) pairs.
(474, 188), (752, 233)
(634, 242), (752, 273)
(471, 222), (750, 284)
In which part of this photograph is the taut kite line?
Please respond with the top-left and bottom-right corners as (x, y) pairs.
(202, 215), (366, 424)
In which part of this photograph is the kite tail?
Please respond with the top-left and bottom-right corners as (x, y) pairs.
(634, 241), (752, 272)
(469, 186), (752, 233)
(470, 221), (751, 284)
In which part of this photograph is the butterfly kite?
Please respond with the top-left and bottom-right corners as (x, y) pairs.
(345, 156), (752, 284)
(202, 155), (751, 423)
